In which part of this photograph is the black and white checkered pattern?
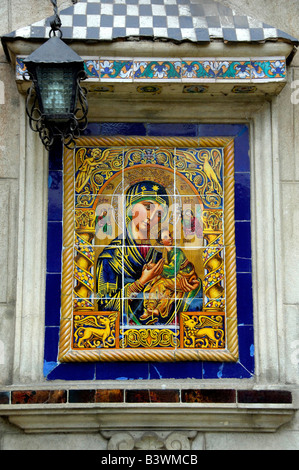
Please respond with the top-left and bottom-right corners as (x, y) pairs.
(4, 0), (298, 44)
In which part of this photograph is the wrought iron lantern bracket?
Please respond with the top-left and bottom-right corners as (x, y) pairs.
(24, 0), (88, 150)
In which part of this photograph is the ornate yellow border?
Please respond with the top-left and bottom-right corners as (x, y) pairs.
(58, 136), (238, 362)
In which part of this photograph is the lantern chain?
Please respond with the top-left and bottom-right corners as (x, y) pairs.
(49, 0), (62, 37)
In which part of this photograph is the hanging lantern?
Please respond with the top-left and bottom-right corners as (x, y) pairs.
(24, 1), (88, 149)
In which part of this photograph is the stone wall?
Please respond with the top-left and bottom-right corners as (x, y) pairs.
(0, 0), (75, 384)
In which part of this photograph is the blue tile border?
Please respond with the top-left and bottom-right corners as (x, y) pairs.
(46, 222), (63, 273)
(47, 362), (96, 381)
(236, 273), (254, 326)
(44, 327), (60, 363)
(48, 171), (63, 222)
(235, 221), (252, 259)
(45, 274), (62, 327)
(147, 123), (198, 136)
(149, 362), (203, 380)
(234, 173), (251, 221)
(44, 123), (254, 381)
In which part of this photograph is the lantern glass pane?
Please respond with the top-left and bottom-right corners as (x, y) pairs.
(36, 66), (75, 116)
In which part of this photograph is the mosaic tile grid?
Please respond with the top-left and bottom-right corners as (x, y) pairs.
(4, 0), (299, 45)
(45, 123), (254, 380)
(16, 56), (287, 83)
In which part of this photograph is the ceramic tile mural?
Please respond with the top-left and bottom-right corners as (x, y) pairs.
(57, 134), (240, 363)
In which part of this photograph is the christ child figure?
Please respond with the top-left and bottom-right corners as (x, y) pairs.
(141, 229), (200, 321)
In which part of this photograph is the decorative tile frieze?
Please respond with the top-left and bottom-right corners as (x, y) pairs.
(182, 389), (236, 403)
(126, 389), (180, 403)
(181, 59), (252, 81)
(11, 390), (67, 404)
(0, 392), (9, 405)
(99, 58), (134, 81)
(251, 58), (287, 80)
(238, 390), (292, 404)
(16, 56), (287, 84)
(0, 389), (292, 405)
(16, 56), (29, 80)
(69, 389), (124, 403)
(133, 59), (181, 81)
(84, 59), (100, 79)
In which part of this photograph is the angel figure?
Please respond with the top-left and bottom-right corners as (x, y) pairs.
(75, 148), (103, 193)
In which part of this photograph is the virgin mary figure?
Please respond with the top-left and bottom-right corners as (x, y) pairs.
(96, 181), (203, 326)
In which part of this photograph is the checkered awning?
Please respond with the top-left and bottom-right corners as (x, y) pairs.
(3, 0), (299, 45)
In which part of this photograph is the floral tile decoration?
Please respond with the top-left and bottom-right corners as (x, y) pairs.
(99, 59), (134, 80)
(45, 123), (253, 380)
(250, 58), (287, 80)
(134, 60), (181, 81)
(16, 56), (287, 84)
(181, 59), (252, 81)
(16, 56), (29, 80)
(83, 59), (100, 79)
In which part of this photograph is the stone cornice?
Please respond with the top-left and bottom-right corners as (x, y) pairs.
(0, 388), (294, 433)
(0, 402), (294, 434)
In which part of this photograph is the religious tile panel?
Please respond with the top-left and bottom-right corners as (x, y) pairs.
(58, 135), (238, 362)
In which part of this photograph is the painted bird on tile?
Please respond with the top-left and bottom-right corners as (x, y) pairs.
(202, 151), (222, 195)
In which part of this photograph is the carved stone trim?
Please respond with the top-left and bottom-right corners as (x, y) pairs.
(102, 430), (197, 450)
(1, 403), (294, 435)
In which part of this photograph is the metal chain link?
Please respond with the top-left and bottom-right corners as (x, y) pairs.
(49, 0), (62, 36)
